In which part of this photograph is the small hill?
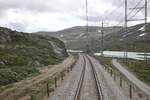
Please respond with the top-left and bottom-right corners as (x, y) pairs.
(34, 23), (150, 52)
(0, 26), (68, 86)
(34, 26), (122, 51)
(103, 23), (150, 52)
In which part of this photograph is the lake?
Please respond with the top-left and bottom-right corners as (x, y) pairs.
(94, 51), (150, 60)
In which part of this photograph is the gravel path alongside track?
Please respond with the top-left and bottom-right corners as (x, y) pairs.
(88, 56), (129, 100)
(112, 59), (150, 97)
(50, 54), (85, 100)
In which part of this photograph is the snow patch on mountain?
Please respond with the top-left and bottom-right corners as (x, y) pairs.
(139, 33), (146, 37)
(139, 26), (145, 31)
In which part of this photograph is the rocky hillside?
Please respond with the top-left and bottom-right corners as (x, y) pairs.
(103, 23), (150, 52)
(34, 23), (150, 52)
(0, 26), (68, 86)
(34, 26), (122, 51)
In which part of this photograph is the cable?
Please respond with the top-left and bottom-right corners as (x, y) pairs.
(127, 0), (144, 17)
(104, 0), (125, 21)
(107, 0), (150, 35)
(129, 0), (150, 19)
(86, 0), (88, 32)
(104, 0), (142, 22)
(103, 0), (143, 29)
(107, 0), (147, 27)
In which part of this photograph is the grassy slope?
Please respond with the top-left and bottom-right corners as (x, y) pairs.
(34, 26), (122, 52)
(103, 23), (150, 52)
(119, 59), (150, 85)
(0, 27), (67, 86)
(95, 56), (150, 85)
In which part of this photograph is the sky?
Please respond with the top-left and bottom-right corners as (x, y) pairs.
(0, 0), (149, 32)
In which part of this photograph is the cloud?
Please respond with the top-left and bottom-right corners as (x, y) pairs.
(0, 0), (149, 32)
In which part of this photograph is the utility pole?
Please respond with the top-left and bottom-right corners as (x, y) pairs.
(101, 21), (104, 56)
(100, 21), (108, 57)
(86, 0), (88, 35)
(124, 0), (148, 63)
(144, 0), (148, 64)
(86, 0), (89, 52)
(124, 0), (128, 63)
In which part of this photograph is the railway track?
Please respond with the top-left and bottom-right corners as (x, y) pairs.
(73, 55), (86, 100)
(51, 54), (130, 100)
(73, 55), (104, 100)
(87, 55), (104, 100)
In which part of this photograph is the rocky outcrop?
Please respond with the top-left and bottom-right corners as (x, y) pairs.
(0, 26), (68, 85)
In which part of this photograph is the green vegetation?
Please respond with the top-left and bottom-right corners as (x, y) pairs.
(94, 56), (114, 69)
(94, 55), (150, 85)
(35, 26), (122, 52)
(0, 67), (39, 86)
(29, 80), (55, 100)
(38, 23), (150, 52)
(103, 23), (150, 52)
(0, 27), (68, 86)
(119, 59), (150, 85)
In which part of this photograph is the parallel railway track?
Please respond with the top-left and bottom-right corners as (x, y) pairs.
(73, 55), (104, 100)
(73, 56), (86, 100)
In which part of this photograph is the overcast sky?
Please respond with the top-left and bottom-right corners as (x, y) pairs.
(0, 0), (149, 32)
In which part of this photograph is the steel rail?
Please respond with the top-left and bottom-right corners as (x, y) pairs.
(87, 55), (104, 100)
(73, 56), (86, 100)
(74, 55), (104, 100)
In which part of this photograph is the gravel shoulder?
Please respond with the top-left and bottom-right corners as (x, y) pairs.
(112, 59), (150, 97)
(88, 56), (129, 100)
(50, 54), (85, 100)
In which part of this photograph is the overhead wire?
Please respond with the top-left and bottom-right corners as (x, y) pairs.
(104, 0), (139, 24)
(127, 0), (144, 17)
(104, 0), (124, 21)
(106, 0), (148, 28)
(114, 0), (144, 27)
(105, 0), (150, 34)
(129, 0), (150, 19)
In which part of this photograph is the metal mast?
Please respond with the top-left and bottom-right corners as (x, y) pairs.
(124, 0), (148, 63)
(144, 0), (148, 63)
(124, 0), (128, 62)
(86, 0), (89, 52)
(101, 21), (104, 56)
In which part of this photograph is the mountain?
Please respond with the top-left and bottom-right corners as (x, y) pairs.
(0, 26), (68, 85)
(34, 23), (150, 52)
(103, 23), (150, 52)
(34, 26), (122, 51)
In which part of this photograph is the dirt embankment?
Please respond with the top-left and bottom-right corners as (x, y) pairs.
(0, 55), (75, 100)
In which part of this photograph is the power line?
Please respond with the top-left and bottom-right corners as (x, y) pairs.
(102, 0), (143, 30)
(127, 0), (144, 17)
(115, 0), (144, 26)
(106, 0), (149, 42)
(108, 0), (150, 28)
(86, 0), (88, 32)
(104, 0), (137, 21)
(124, 0), (128, 62)
(104, 0), (143, 24)
(104, 0), (125, 21)
(129, 0), (150, 19)
(86, 0), (90, 52)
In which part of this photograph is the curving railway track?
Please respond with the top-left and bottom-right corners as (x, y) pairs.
(51, 54), (128, 100)
(73, 55), (104, 100)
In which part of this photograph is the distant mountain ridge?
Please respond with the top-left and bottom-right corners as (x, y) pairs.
(34, 26), (122, 36)
(33, 23), (150, 52)
(103, 23), (150, 52)
(33, 26), (122, 51)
